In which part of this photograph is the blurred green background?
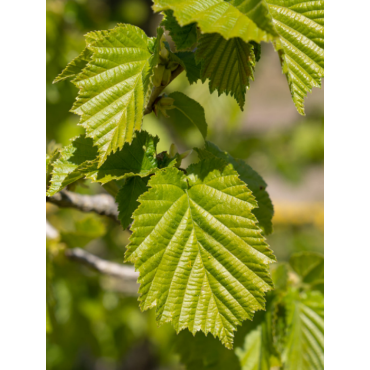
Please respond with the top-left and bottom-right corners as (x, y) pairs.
(46, 0), (324, 369)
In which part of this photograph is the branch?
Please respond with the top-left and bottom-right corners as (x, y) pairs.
(65, 247), (138, 281)
(143, 65), (184, 115)
(47, 189), (119, 222)
(46, 220), (59, 239)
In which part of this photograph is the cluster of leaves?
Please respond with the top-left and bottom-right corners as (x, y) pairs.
(46, 0), (324, 360)
(175, 251), (324, 370)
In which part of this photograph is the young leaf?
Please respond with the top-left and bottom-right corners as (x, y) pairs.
(235, 325), (271, 370)
(267, 0), (324, 114)
(195, 34), (257, 110)
(46, 135), (98, 196)
(235, 297), (281, 370)
(174, 52), (201, 85)
(116, 177), (149, 230)
(283, 291), (324, 370)
(83, 131), (160, 184)
(71, 24), (157, 166)
(126, 158), (276, 349)
(196, 141), (274, 235)
(174, 330), (241, 370)
(153, 0), (278, 44)
(46, 149), (60, 190)
(270, 263), (289, 291)
(161, 10), (198, 50)
(53, 48), (93, 84)
(53, 30), (111, 84)
(162, 91), (208, 139)
(289, 252), (324, 286)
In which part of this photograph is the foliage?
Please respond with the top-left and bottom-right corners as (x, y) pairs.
(126, 159), (275, 348)
(47, 1), (324, 368)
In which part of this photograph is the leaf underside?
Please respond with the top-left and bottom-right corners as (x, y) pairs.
(283, 291), (324, 370)
(267, 0), (324, 114)
(116, 177), (149, 229)
(71, 24), (155, 166)
(153, 0), (324, 114)
(126, 158), (276, 349)
(47, 131), (161, 196)
(46, 135), (98, 196)
(174, 51), (201, 85)
(196, 141), (274, 235)
(196, 33), (256, 110)
(162, 10), (198, 50)
(153, 0), (277, 44)
(166, 91), (208, 139)
(53, 47), (93, 83)
(83, 130), (160, 184)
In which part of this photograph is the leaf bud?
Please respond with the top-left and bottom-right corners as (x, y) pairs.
(167, 61), (179, 71)
(161, 68), (171, 86)
(153, 65), (165, 87)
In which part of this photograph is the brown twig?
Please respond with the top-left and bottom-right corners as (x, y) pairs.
(65, 247), (138, 281)
(47, 189), (119, 223)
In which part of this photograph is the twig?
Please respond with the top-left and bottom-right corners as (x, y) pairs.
(47, 189), (119, 223)
(143, 65), (184, 115)
(65, 247), (138, 281)
(46, 220), (59, 240)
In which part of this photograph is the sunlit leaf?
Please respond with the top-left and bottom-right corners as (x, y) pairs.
(83, 131), (160, 184)
(153, 0), (278, 44)
(196, 141), (274, 235)
(126, 158), (276, 348)
(46, 135), (98, 196)
(71, 24), (157, 165)
(267, 0), (324, 114)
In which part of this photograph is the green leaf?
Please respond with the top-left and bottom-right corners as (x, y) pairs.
(270, 263), (288, 291)
(283, 291), (324, 370)
(236, 325), (271, 370)
(83, 131), (160, 184)
(116, 177), (149, 230)
(196, 141), (274, 235)
(174, 330), (241, 370)
(53, 30), (111, 83)
(162, 10), (198, 51)
(195, 34), (257, 110)
(163, 91), (208, 139)
(126, 158), (276, 348)
(250, 41), (261, 62)
(290, 252), (324, 286)
(148, 27), (164, 68)
(235, 298), (281, 370)
(153, 0), (278, 44)
(267, 0), (324, 114)
(46, 149), (60, 190)
(46, 135), (98, 196)
(71, 24), (156, 166)
(53, 48), (93, 84)
(174, 52), (201, 85)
